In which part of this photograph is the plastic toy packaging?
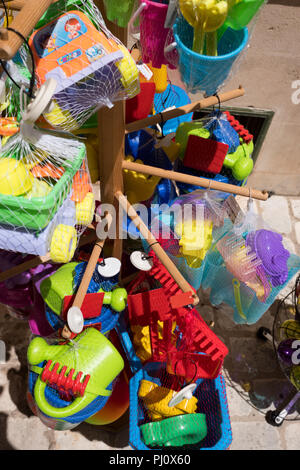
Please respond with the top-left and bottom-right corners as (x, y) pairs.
(129, 362), (232, 450)
(165, 0), (267, 96)
(26, 327), (124, 430)
(174, 109), (254, 197)
(129, 0), (177, 70)
(0, 84), (95, 264)
(16, 0), (140, 131)
(39, 259), (128, 337)
(202, 197), (300, 324)
(150, 188), (227, 289)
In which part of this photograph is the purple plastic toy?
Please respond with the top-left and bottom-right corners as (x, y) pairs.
(246, 230), (290, 287)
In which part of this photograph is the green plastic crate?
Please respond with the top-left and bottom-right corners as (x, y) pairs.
(0, 145), (86, 231)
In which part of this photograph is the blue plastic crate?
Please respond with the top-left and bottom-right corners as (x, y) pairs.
(129, 362), (232, 450)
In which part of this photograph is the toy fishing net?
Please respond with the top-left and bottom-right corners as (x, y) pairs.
(12, 0), (140, 132)
(202, 198), (300, 324)
(164, 0), (266, 96)
(0, 84), (95, 264)
(26, 326), (124, 430)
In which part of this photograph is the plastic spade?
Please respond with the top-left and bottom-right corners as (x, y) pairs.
(218, 0), (265, 41)
(179, 0), (228, 55)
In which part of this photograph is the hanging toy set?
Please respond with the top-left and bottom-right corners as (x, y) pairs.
(0, 0), (298, 452)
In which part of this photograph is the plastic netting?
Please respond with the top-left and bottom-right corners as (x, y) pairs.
(147, 189), (228, 289)
(11, 0), (140, 132)
(163, 0), (267, 96)
(0, 99), (95, 263)
(129, 362), (232, 450)
(26, 327), (123, 429)
(202, 200), (300, 324)
(39, 260), (127, 337)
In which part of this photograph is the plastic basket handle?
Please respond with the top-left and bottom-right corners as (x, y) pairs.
(128, 2), (146, 37)
(232, 278), (247, 320)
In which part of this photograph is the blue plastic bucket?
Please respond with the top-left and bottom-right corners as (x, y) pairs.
(173, 17), (249, 95)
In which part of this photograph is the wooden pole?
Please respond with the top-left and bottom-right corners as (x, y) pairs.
(96, 0), (127, 260)
(125, 86), (245, 134)
(115, 190), (199, 306)
(0, 0), (53, 60)
(122, 160), (269, 201)
(71, 215), (113, 310)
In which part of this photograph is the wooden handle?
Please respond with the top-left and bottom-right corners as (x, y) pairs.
(115, 190), (199, 305)
(122, 160), (269, 201)
(1, 1), (27, 10)
(125, 86), (245, 134)
(71, 214), (113, 310)
(0, 0), (53, 59)
(0, 227), (98, 283)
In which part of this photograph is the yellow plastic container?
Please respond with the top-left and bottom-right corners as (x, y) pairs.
(0, 158), (33, 196)
(138, 380), (198, 421)
(75, 192), (95, 226)
(148, 64), (168, 94)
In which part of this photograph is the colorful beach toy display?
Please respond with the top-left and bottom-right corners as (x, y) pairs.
(0, 0), (297, 453)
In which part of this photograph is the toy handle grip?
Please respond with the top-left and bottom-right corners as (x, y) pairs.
(128, 2), (146, 37)
(34, 376), (111, 419)
(0, 0), (53, 60)
(232, 278), (247, 320)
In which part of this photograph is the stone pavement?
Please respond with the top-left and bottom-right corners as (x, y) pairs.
(0, 194), (300, 450)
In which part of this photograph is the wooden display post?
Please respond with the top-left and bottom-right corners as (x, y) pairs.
(0, 1), (269, 307)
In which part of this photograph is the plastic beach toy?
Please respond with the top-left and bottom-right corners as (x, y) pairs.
(179, 0), (228, 55)
(0, 158), (33, 196)
(27, 328), (124, 419)
(138, 379), (198, 421)
(246, 230), (290, 286)
(140, 413), (207, 447)
(172, 16), (248, 95)
(103, 0), (137, 28)
(218, 0), (265, 40)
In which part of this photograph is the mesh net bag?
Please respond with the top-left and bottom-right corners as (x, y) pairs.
(39, 259), (127, 337)
(174, 110), (254, 196)
(26, 327), (124, 430)
(202, 198), (300, 324)
(148, 188), (227, 289)
(13, 0), (140, 132)
(0, 84), (96, 264)
(165, 0), (267, 96)
(129, 362), (232, 450)
(130, 0), (177, 70)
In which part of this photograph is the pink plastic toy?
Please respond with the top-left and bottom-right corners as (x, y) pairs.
(134, 0), (176, 69)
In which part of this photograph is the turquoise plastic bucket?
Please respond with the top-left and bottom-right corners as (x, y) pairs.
(173, 17), (249, 96)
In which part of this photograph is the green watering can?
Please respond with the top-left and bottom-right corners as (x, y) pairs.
(27, 328), (124, 419)
(218, 0), (265, 40)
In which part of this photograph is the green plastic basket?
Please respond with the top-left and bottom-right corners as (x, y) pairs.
(0, 146), (85, 231)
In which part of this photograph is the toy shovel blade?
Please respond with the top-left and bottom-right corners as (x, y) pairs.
(218, 0), (265, 40)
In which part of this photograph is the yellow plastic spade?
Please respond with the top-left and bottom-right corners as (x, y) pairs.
(179, 0), (228, 55)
